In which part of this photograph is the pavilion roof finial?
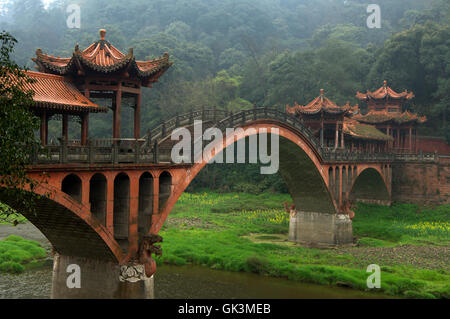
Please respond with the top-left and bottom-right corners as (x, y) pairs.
(99, 29), (106, 41)
(383, 80), (387, 87)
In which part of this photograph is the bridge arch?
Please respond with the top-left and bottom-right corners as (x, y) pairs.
(89, 173), (107, 225)
(349, 167), (391, 205)
(138, 172), (154, 236)
(150, 120), (336, 234)
(61, 173), (82, 202)
(114, 172), (130, 241)
(159, 171), (172, 212)
(0, 184), (124, 262)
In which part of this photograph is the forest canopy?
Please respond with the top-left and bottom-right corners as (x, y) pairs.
(0, 0), (448, 192)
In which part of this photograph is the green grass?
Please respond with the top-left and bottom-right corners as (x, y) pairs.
(0, 235), (47, 274)
(157, 192), (450, 299)
(353, 203), (450, 245)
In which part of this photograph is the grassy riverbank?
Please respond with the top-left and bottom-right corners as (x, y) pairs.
(0, 235), (47, 274)
(157, 192), (450, 299)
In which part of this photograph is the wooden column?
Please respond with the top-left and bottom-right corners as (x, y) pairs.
(409, 126), (412, 153)
(113, 84), (122, 139)
(386, 126), (391, 149)
(81, 113), (89, 146)
(340, 123), (344, 149)
(62, 114), (69, 142)
(40, 111), (48, 145)
(414, 129), (418, 153)
(320, 114), (324, 146)
(134, 91), (141, 139)
(335, 122), (339, 149)
(339, 165), (343, 207)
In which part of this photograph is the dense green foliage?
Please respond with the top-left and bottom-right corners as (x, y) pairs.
(0, 0), (448, 189)
(157, 192), (450, 298)
(0, 235), (47, 274)
(0, 31), (43, 220)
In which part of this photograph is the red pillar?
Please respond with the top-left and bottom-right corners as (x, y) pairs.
(340, 124), (344, 149)
(414, 129), (418, 153)
(81, 113), (89, 146)
(153, 176), (159, 215)
(113, 86), (122, 139)
(338, 165), (343, 207)
(128, 173), (139, 255)
(40, 111), (48, 145)
(81, 175), (90, 208)
(134, 91), (141, 139)
(62, 114), (69, 142)
(106, 174), (114, 234)
(409, 126), (412, 153)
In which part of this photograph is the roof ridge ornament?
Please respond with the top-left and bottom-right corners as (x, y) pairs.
(100, 29), (106, 40)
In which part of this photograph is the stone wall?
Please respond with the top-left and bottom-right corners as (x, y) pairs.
(392, 157), (450, 204)
(288, 211), (353, 246)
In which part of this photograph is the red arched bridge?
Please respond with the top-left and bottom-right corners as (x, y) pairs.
(0, 107), (434, 298)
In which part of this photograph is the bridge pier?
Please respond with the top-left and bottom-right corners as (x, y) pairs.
(288, 211), (353, 246)
(51, 254), (154, 299)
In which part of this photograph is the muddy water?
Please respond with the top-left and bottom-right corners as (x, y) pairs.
(0, 224), (391, 299)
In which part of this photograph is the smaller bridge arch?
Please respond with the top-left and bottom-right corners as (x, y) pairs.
(349, 167), (391, 206)
(61, 173), (82, 202)
(89, 173), (107, 225)
(114, 172), (130, 242)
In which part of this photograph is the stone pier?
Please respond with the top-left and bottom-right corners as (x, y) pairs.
(51, 254), (154, 299)
(288, 211), (353, 246)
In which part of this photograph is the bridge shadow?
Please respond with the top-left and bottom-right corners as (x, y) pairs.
(0, 184), (124, 262)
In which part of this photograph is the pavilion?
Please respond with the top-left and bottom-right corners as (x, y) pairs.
(29, 29), (172, 145)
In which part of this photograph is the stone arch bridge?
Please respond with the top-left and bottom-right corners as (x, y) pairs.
(1, 107), (404, 298)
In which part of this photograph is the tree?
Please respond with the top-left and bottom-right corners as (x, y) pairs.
(0, 31), (41, 221)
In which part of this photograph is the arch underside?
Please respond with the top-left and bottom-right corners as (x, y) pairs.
(278, 138), (335, 213)
(151, 120), (337, 233)
(350, 168), (390, 204)
(0, 186), (122, 262)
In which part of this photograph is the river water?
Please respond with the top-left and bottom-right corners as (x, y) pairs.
(0, 223), (390, 299)
(0, 263), (389, 299)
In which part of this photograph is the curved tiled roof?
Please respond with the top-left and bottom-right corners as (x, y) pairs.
(353, 110), (426, 125)
(32, 29), (172, 82)
(7, 71), (107, 113)
(344, 118), (393, 141)
(286, 89), (352, 116)
(356, 80), (415, 101)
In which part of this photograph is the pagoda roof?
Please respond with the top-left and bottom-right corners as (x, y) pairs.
(343, 118), (393, 141)
(8, 71), (107, 113)
(32, 29), (172, 87)
(356, 81), (414, 101)
(353, 110), (426, 125)
(286, 89), (352, 116)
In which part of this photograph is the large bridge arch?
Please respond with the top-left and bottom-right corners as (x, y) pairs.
(0, 184), (124, 263)
(349, 167), (391, 206)
(150, 120), (336, 234)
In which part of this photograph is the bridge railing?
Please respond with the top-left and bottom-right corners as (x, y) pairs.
(31, 107), (439, 165)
